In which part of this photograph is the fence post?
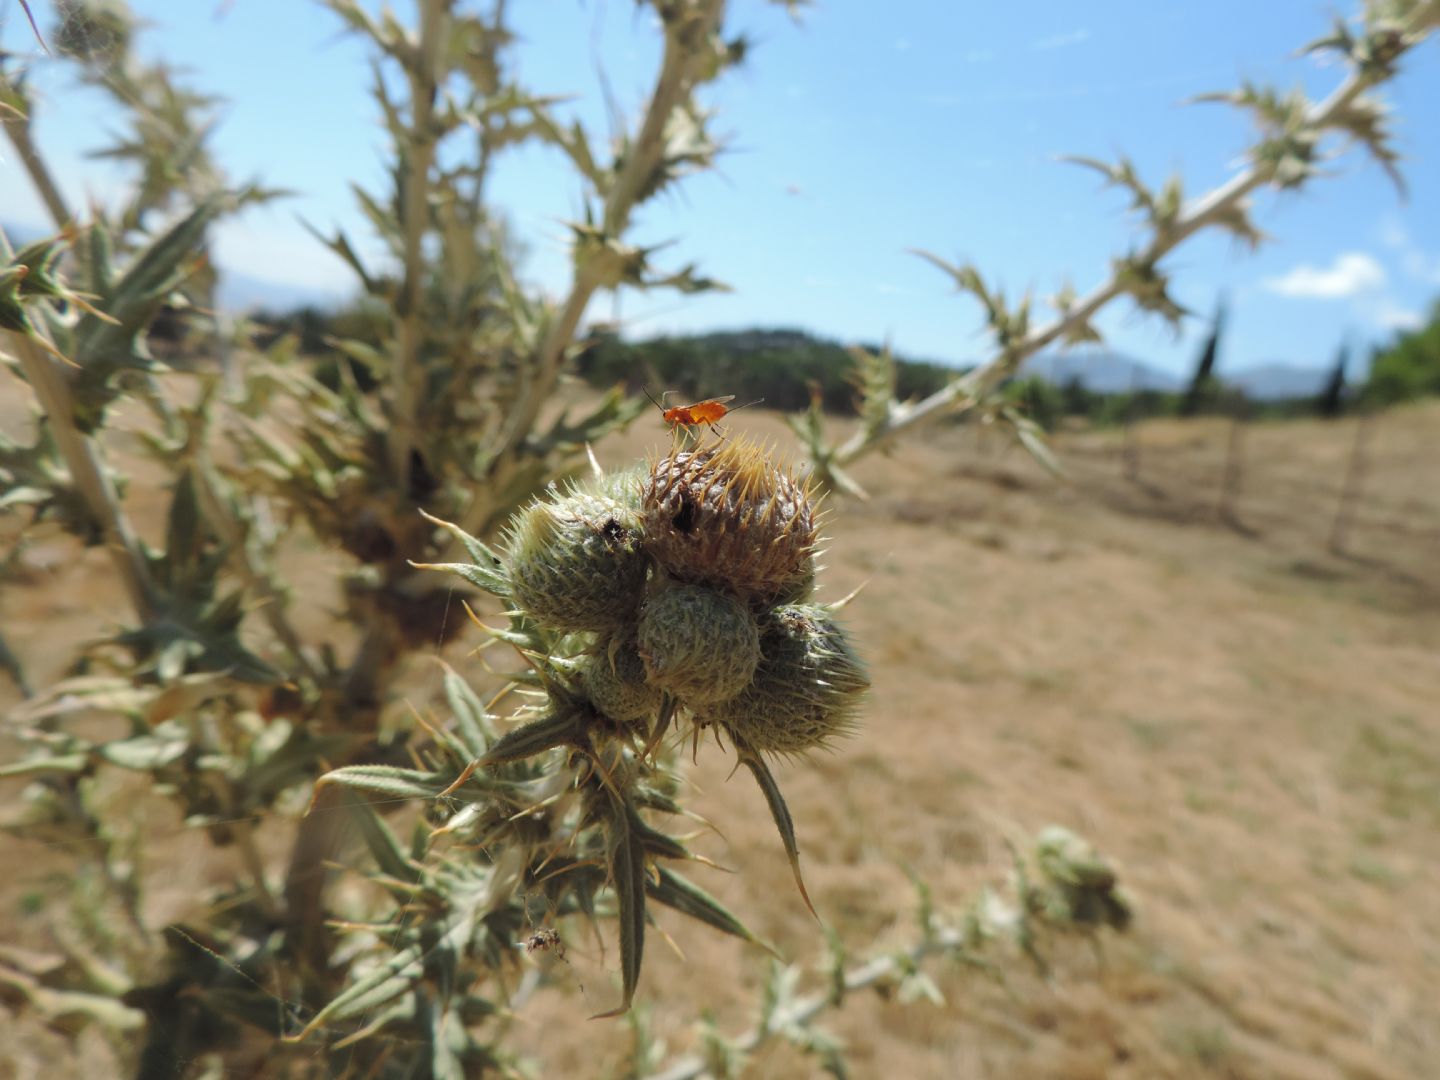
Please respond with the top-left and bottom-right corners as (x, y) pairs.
(1328, 411), (1373, 553)
(1218, 400), (1249, 526)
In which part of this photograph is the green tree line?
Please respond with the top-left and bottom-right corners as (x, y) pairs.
(252, 297), (1440, 431)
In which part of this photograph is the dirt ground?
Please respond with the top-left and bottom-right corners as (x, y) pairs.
(2, 393), (1438, 1079)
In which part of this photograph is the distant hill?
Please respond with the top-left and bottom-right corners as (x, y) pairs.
(1021, 350), (1184, 394)
(1022, 349), (1334, 403)
(1220, 363), (1330, 402)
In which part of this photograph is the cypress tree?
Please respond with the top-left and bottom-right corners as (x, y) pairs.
(1180, 296), (1227, 418)
(1317, 339), (1349, 419)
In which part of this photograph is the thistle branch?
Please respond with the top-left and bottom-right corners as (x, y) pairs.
(460, 0), (726, 540)
(649, 927), (968, 1080)
(822, 3), (1437, 476)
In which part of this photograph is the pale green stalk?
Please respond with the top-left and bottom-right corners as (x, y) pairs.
(388, 0), (447, 488)
(1, 98), (75, 228)
(2, 328), (155, 620)
(460, 0), (725, 540)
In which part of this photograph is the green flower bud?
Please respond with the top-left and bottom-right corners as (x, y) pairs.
(581, 632), (662, 728)
(505, 485), (649, 633)
(708, 604), (868, 756)
(642, 438), (820, 604)
(637, 584), (760, 707)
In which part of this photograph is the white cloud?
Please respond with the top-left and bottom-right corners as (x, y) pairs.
(1262, 253), (1385, 299)
(1032, 29), (1091, 51)
(1372, 301), (1423, 332)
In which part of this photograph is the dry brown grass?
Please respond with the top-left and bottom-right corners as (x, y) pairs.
(2, 393), (1437, 1078)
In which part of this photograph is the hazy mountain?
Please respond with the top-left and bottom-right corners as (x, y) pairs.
(1021, 350), (1185, 393)
(1022, 349), (1337, 403)
(1220, 363), (1329, 402)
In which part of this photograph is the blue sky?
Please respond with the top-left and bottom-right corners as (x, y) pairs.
(3, 0), (1439, 377)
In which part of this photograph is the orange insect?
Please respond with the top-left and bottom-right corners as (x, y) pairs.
(644, 390), (763, 439)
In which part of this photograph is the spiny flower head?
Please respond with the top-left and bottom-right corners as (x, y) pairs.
(705, 603), (868, 756)
(637, 583), (760, 707)
(504, 483), (648, 633)
(580, 630), (663, 728)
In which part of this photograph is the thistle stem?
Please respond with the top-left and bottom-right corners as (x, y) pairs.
(2, 329), (156, 621)
(463, 0), (727, 546)
(1, 94), (74, 228)
(388, 0), (447, 489)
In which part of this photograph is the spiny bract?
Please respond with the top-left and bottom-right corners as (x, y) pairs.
(637, 583), (760, 707)
(705, 603), (868, 755)
(504, 484), (648, 633)
(641, 437), (820, 605)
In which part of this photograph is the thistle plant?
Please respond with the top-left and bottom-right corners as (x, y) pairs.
(0, 0), (1426, 1074)
(1, 0), (824, 1070)
(791, 0), (1440, 496)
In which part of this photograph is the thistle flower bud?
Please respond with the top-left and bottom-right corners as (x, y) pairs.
(641, 438), (820, 604)
(580, 632), (662, 728)
(505, 485), (648, 633)
(707, 604), (868, 755)
(637, 584), (760, 706)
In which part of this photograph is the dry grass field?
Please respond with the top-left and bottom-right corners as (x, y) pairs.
(2, 391), (1437, 1078)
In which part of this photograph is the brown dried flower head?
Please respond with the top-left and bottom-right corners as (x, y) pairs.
(640, 437), (821, 605)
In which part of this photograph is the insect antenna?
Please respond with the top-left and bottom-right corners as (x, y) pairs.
(710, 397), (764, 442)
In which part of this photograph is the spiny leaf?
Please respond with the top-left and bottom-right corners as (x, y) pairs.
(344, 792), (422, 885)
(0, 754), (90, 779)
(410, 558), (508, 595)
(478, 709), (584, 767)
(1210, 198), (1268, 251)
(1048, 282), (1103, 346)
(415, 509), (510, 595)
(739, 748), (819, 921)
(848, 345), (895, 442)
(1003, 409), (1064, 478)
(647, 866), (773, 953)
(300, 220), (381, 295)
(316, 764), (450, 802)
(440, 663), (494, 759)
(1330, 93), (1406, 195)
(287, 944), (425, 1039)
(99, 732), (189, 771)
(593, 790), (648, 1018)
